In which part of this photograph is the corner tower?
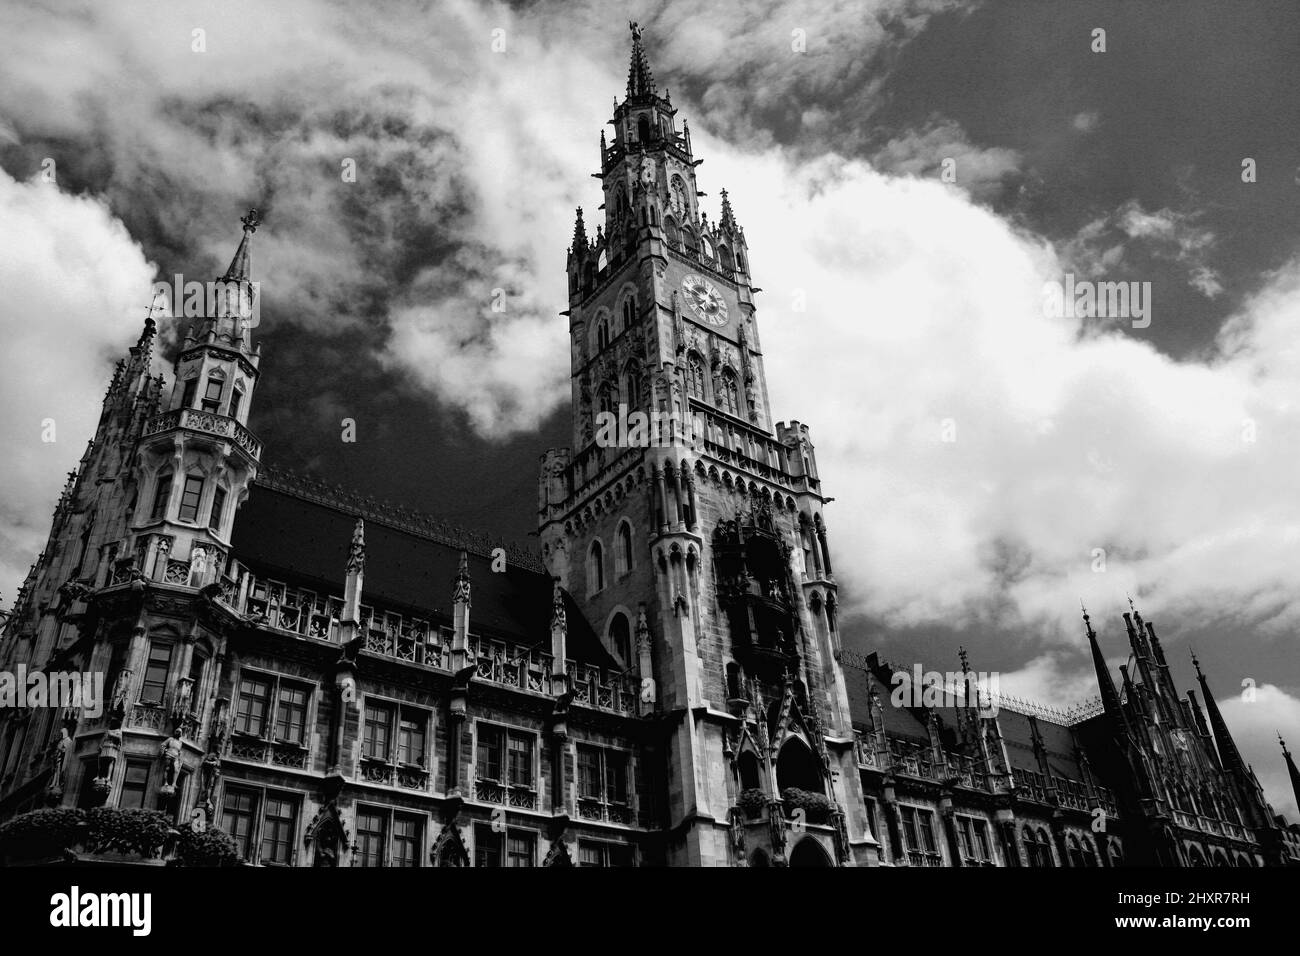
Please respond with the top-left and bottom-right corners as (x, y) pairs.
(539, 24), (873, 866)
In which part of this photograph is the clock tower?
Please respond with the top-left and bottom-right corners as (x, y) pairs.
(539, 23), (875, 866)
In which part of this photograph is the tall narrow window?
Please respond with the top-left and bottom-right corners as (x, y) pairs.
(719, 368), (740, 416)
(577, 746), (602, 800)
(609, 613), (631, 663)
(506, 732), (533, 788)
(228, 385), (243, 420)
(398, 710), (426, 766)
(222, 788), (258, 861)
(588, 541), (605, 594)
(392, 815), (422, 867)
(120, 759), (151, 809)
(686, 352), (707, 400)
(140, 642), (172, 705)
(234, 675), (272, 736)
(274, 684), (309, 745)
(363, 702), (394, 761)
(260, 795), (297, 865)
(356, 809), (387, 867)
(180, 378), (198, 409)
(208, 485), (227, 532)
(475, 823), (502, 867)
(477, 725), (504, 781)
(177, 475), (204, 523)
(151, 472), (173, 521)
(615, 523), (633, 575)
(201, 375), (224, 413)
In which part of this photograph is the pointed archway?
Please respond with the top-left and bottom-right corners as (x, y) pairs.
(789, 837), (833, 867)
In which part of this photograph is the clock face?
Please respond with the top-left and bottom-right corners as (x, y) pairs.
(681, 273), (728, 327)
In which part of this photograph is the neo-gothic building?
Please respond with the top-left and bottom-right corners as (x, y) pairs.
(1, 25), (1297, 868)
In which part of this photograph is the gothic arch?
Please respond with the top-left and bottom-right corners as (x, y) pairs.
(614, 519), (634, 575)
(304, 802), (350, 867)
(431, 822), (470, 867)
(606, 608), (633, 664)
(775, 737), (822, 795)
(587, 538), (606, 594)
(749, 848), (771, 867)
(737, 749), (762, 792)
(789, 837), (833, 867)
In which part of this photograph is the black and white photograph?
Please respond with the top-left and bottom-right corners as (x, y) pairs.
(0, 0), (1296, 936)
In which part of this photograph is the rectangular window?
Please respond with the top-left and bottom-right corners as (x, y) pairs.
(201, 377), (223, 413)
(506, 732), (533, 787)
(228, 387), (243, 421)
(139, 642), (172, 705)
(577, 746), (601, 799)
(918, 810), (937, 853)
(187, 655), (206, 707)
(398, 710), (426, 766)
(957, 818), (973, 859)
(863, 798), (877, 840)
(222, 787), (258, 861)
(474, 823), (501, 868)
(973, 820), (991, 861)
(506, 831), (536, 868)
(356, 808), (387, 867)
(260, 794), (297, 865)
(177, 476), (204, 523)
(605, 751), (628, 804)
(363, 702), (394, 761)
(119, 759), (150, 809)
(234, 675), (272, 736)
(392, 814), (422, 868)
(577, 840), (632, 867)
(151, 473), (173, 521)
(275, 684), (309, 745)
(180, 378), (197, 409)
(477, 725), (504, 781)
(901, 807), (919, 851)
(208, 486), (227, 532)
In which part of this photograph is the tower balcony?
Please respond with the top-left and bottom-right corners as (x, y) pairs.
(725, 590), (798, 676)
(145, 407), (262, 461)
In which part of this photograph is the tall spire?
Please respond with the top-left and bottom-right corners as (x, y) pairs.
(1083, 604), (1125, 725)
(222, 208), (261, 282)
(1281, 733), (1300, 816)
(1192, 650), (1247, 777)
(719, 188), (736, 231)
(572, 207), (588, 257)
(626, 21), (656, 100)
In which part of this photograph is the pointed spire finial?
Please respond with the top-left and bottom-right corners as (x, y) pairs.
(453, 551), (471, 607)
(346, 519), (365, 574)
(572, 207), (588, 255)
(958, 645), (970, 675)
(550, 578), (566, 632)
(222, 208), (262, 282)
(626, 21), (656, 100)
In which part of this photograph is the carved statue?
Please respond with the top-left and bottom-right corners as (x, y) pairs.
(160, 734), (183, 791)
(47, 727), (73, 799)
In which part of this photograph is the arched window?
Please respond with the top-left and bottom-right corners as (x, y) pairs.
(622, 294), (637, 329)
(719, 367), (740, 416)
(597, 318), (609, 351)
(738, 751), (762, 791)
(683, 228), (698, 254)
(670, 175), (689, 216)
(597, 384), (614, 417)
(622, 365), (639, 410)
(789, 838), (832, 867)
(151, 472), (173, 521)
(736, 249), (746, 272)
(608, 612), (631, 663)
(1067, 835), (1084, 867)
(587, 540), (605, 594)
(664, 215), (680, 246)
(637, 116), (650, 143)
(1038, 829), (1055, 867)
(701, 235), (714, 261)
(1187, 844), (1207, 867)
(718, 245), (734, 271)
(615, 521), (633, 575)
(686, 351), (707, 400)
(1081, 838), (1097, 867)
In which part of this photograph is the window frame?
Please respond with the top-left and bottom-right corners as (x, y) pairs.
(232, 669), (314, 747)
(151, 472), (173, 521)
(177, 474), (205, 524)
(474, 823), (538, 868)
(219, 782), (301, 866)
(119, 758), (152, 809)
(138, 640), (174, 706)
(362, 695), (431, 770)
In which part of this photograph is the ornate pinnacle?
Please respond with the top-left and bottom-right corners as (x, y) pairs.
(720, 188), (735, 230)
(346, 519), (365, 574)
(453, 551), (471, 607)
(241, 208), (262, 233)
(626, 21), (656, 99)
(550, 579), (566, 632)
(958, 645), (970, 675)
(572, 207), (588, 256)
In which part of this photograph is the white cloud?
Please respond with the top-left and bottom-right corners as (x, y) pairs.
(1218, 684), (1300, 822)
(0, 170), (157, 603)
(1072, 110), (1100, 133)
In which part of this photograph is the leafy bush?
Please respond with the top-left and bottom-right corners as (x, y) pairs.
(84, 808), (174, 857)
(780, 788), (835, 825)
(174, 826), (240, 867)
(0, 807), (86, 859)
(737, 788), (768, 818)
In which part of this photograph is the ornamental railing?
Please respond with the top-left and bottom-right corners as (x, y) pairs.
(145, 407), (262, 459)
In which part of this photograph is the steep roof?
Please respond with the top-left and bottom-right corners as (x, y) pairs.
(230, 473), (614, 668)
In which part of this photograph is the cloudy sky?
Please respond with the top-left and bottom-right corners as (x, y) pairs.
(1, 0), (1298, 816)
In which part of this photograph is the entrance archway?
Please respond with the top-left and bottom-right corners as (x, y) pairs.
(789, 837), (833, 867)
